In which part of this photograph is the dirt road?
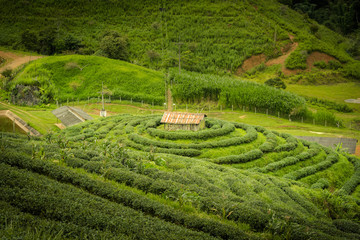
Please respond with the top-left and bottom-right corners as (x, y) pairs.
(0, 50), (43, 74)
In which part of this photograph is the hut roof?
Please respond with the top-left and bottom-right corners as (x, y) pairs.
(161, 112), (206, 125)
(52, 106), (93, 127)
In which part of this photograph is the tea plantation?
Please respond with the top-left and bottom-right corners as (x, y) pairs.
(1, 114), (360, 239)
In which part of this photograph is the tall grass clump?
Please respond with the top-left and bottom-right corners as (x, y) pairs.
(170, 69), (305, 114)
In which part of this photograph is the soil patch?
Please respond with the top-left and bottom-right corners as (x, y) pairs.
(236, 54), (266, 74)
(236, 34), (337, 76)
(307, 51), (336, 70)
(309, 131), (326, 135)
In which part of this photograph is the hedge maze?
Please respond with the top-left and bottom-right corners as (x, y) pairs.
(1, 114), (360, 239)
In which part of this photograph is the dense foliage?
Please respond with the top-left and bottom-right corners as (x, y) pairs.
(0, 0), (356, 74)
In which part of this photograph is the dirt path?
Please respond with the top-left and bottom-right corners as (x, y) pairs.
(265, 36), (299, 75)
(356, 144), (360, 156)
(0, 50), (43, 74)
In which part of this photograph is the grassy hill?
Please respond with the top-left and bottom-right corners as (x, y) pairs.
(1, 114), (360, 239)
(11, 55), (165, 104)
(0, 0), (359, 76)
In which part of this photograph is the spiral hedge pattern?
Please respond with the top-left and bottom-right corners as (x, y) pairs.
(1, 113), (360, 240)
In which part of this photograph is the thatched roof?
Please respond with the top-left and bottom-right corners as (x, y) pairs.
(161, 112), (206, 125)
(52, 106), (92, 127)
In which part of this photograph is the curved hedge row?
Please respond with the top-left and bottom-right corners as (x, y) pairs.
(284, 153), (339, 180)
(337, 155), (360, 195)
(311, 178), (330, 189)
(258, 143), (322, 173)
(129, 125), (257, 151)
(274, 133), (298, 152)
(147, 122), (235, 140)
(0, 162), (219, 240)
(212, 149), (263, 164)
(258, 131), (278, 153)
(124, 139), (202, 157)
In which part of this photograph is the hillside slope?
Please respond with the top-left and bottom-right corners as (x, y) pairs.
(0, 0), (357, 75)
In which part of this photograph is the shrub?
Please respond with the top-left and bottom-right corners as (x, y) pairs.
(100, 31), (129, 61)
(264, 77), (286, 89)
(285, 50), (308, 70)
(343, 62), (360, 80)
(311, 178), (330, 189)
(328, 60), (342, 70)
(314, 61), (327, 69)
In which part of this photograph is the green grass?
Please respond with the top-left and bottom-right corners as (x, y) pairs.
(287, 82), (360, 108)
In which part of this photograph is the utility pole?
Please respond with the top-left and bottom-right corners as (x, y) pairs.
(100, 82), (106, 117)
(175, 35), (183, 74)
(274, 25), (277, 47)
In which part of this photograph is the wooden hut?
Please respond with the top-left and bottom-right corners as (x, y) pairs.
(160, 112), (206, 131)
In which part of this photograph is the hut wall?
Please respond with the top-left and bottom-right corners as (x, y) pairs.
(164, 119), (205, 131)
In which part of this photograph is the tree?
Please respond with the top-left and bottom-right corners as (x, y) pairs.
(147, 50), (160, 63)
(100, 31), (129, 61)
(265, 77), (287, 89)
(21, 30), (39, 52)
(55, 34), (81, 53)
(38, 27), (57, 55)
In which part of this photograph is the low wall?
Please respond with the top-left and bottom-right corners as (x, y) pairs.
(0, 110), (41, 136)
(296, 136), (358, 154)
